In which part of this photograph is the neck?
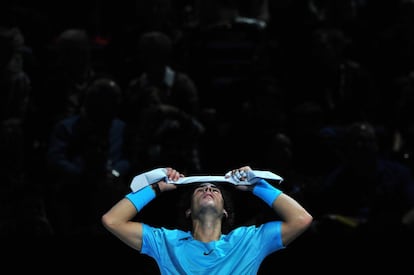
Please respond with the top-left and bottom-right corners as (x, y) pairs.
(192, 217), (222, 242)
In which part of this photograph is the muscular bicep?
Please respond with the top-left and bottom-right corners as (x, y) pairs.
(101, 198), (144, 251)
(273, 194), (313, 247)
(114, 218), (144, 251)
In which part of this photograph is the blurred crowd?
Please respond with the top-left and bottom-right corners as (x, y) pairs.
(2, 0), (414, 273)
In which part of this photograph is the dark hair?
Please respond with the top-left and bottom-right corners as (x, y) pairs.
(176, 183), (235, 234)
(138, 31), (172, 63)
(82, 77), (122, 123)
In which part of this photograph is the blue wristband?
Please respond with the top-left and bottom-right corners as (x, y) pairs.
(125, 185), (156, 212)
(252, 179), (282, 207)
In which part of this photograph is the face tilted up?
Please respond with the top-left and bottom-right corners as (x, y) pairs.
(190, 183), (225, 218)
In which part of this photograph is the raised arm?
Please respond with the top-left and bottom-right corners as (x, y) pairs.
(229, 166), (313, 246)
(270, 190), (313, 246)
(101, 168), (182, 251)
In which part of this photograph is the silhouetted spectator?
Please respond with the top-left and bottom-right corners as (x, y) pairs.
(104, 0), (182, 88)
(125, 102), (205, 176)
(311, 121), (414, 266)
(285, 101), (340, 178)
(225, 75), (288, 170)
(0, 26), (53, 241)
(32, 28), (97, 155)
(121, 31), (201, 122)
(120, 31), (206, 175)
(0, 26), (31, 183)
(46, 76), (130, 236)
(297, 27), (377, 125)
(0, 26), (31, 123)
(174, 1), (271, 171)
(177, 0), (269, 113)
(390, 71), (414, 172)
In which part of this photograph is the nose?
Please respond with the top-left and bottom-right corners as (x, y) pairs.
(203, 185), (212, 192)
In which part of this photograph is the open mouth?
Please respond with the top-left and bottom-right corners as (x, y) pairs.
(202, 194), (214, 199)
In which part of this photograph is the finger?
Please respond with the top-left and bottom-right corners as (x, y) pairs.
(169, 170), (179, 181)
(232, 171), (241, 183)
(172, 170), (184, 181)
(239, 170), (247, 178)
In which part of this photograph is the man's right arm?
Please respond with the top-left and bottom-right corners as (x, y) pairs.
(101, 168), (183, 251)
(101, 196), (145, 251)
